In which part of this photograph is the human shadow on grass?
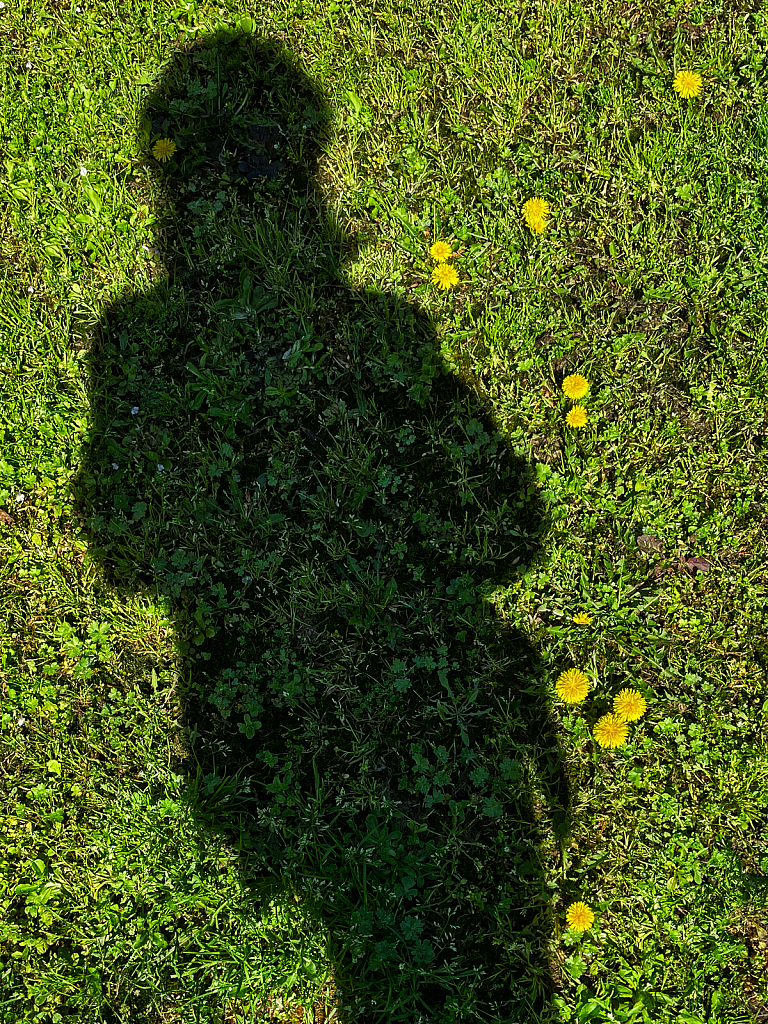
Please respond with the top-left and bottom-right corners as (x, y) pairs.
(74, 28), (572, 1023)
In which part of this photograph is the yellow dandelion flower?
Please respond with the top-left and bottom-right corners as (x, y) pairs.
(572, 612), (593, 625)
(152, 137), (177, 163)
(593, 713), (629, 749)
(522, 197), (550, 233)
(432, 263), (459, 290)
(555, 668), (590, 704)
(613, 688), (647, 722)
(429, 240), (454, 262)
(566, 901), (595, 932)
(672, 69), (703, 99)
(562, 374), (590, 401)
(566, 405), (588, 428)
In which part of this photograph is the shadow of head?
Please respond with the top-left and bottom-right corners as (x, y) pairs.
(72, 28), (569, 1022)
(136, 27), (347, 285)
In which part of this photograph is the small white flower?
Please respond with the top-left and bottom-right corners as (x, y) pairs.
(18, 717), (25, 726)
(0, 4), (7, 9)
(111, 462), (119, 470)
(130, 406), (139, 415)
(25, 61), (32, 69)
(157, 464), (164, 472)
(15, 493), (25, 502)
(27, 285), (34, 293)
(79, 166), (87, 176)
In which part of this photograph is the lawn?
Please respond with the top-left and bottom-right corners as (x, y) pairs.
(1, 0), (768, 1022)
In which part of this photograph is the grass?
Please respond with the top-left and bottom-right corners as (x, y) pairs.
(1, 0), (768, 1021)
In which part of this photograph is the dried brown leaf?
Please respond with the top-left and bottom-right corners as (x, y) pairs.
(686, 555), (712, 574)
(637, 533), (664, 554)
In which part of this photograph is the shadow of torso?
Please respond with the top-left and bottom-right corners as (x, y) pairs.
(74, 30), (569, 1023)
